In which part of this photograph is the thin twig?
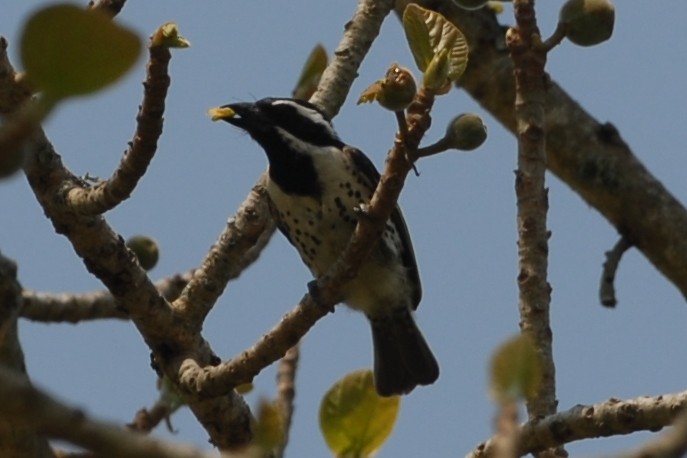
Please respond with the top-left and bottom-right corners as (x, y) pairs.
(274, 345), (300, 458)
(599, 237), (632, 307)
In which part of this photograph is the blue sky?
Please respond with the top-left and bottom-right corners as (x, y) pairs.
(2, 1), (687, 456)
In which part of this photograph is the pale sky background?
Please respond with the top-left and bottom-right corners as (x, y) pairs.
(2, 2), (687, 457)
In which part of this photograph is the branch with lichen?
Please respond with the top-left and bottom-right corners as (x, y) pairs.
(467, 390), (687, 458)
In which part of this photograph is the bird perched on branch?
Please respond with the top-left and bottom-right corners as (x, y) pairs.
(211, 97), (438, 396)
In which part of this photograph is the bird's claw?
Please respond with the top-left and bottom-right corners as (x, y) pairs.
(307, 280), (335, 312)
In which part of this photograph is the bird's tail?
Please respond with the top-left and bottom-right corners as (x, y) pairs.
(368, 308), (439, 397)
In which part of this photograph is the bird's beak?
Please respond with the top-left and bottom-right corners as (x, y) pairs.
(208, 105), (237, 122)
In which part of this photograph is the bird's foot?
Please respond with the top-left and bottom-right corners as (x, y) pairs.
(307, 280), (335, 313)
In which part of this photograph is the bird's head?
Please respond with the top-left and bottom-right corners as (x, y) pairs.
(209, 97), (343, 153)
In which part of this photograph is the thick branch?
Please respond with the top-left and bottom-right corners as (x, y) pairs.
(0, 253), (55, 458)
(394, 1), (687, 299)
(467, 391), (687, 458)
(0, 366), (222, 458)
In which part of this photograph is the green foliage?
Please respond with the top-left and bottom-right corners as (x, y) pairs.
(402, 4), (468, 88)
(319, 370), (400, 458)
(293, 44), (328, 101)
(20, 3), (141, 100)
(489, 334), (542, 404)
(252, 399), (286, 453)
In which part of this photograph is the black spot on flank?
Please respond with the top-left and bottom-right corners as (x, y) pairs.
(310, 235), (322, 245)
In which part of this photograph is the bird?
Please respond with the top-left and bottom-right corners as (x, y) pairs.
(211, 97), (438, 396)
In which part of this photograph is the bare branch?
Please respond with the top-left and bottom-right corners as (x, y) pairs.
(0, 366), (223, 458)
(507, 6), (559, 457)
(599, 237), (632, 308)
(172, 175), (276, 329)
(467, 391), (687, 458)
(0, 252), (55, 458)
(65, 34), (173, 215)
(310, 0), (395, 118)
(618, 408), (687, 458)
(274, 345), (300, 458)
(20, 273), (189, 323)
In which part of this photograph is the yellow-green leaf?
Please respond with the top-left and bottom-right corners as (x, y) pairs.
(253, 399), (285, 452)
(20, 4), (141, 99)
(489, 334), (542, 404)
(402, 4), (469, 83)
(292, 44), (328, 101)
(151, 22), (191, 48)
(319, 370), (400, 458)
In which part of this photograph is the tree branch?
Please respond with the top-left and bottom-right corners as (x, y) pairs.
(172, 175), (276, 329)
(20, 273), (189, 323)
(0, 252), (55, 458)
(65, 36), (172, 215)
(0, 366), (224, 458)
(508, 0), (559, 439)
(274, 345), (300, 458)
(467, 390), (687, 458)
(310, 0), (395, 119)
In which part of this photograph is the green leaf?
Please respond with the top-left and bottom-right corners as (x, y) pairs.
(292, 44), (328, 101)
(402, 4), (469, 83)
(319, 370), (400, 458)
(20, 4), (141, 99)
(489, 334), (542, 404)
(253, 399), (285, 452)
(151, 22), (191, 48)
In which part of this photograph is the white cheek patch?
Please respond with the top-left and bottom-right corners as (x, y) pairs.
(271, 99), (338, 139)
(275, 127), (338, 157)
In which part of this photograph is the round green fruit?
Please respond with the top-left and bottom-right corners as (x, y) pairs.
(126, 235), (160, 271)
(445, 113), (487, 151)
(560, 0), (615, 47)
